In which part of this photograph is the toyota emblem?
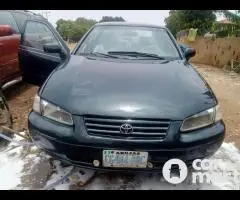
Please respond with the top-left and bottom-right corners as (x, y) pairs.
(120, 123), (133, 134)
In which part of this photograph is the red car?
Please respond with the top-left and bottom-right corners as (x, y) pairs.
(0, 24), (21, 90)
(0, 10), (69, 89)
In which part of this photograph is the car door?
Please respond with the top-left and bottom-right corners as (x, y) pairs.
(0, 11), (21, 86)
(19, 19), (70, 85)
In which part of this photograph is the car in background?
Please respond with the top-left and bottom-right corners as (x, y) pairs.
(28, 22), (225, 172)
(0, 10), (70, 88)
(0, 24), (21, 90)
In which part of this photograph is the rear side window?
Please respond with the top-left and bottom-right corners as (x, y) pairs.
(23, 21), (59, 50)
(0, 11), (19, 33)
(12, 12), (28, 33)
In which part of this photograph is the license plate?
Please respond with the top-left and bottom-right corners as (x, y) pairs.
(102, 150), (148, 168)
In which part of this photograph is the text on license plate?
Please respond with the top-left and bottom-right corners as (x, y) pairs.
(102, 150), (148, 168)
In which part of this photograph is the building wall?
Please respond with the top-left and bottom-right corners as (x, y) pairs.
(178, 36), (240, 68)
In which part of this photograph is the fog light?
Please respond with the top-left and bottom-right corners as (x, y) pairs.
(93, 160), (100, 167)
(147, 161), (153, 168)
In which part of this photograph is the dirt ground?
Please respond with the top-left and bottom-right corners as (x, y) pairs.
(4, 84), (38, 132)
(193, 64), (240, 148)
(3, 63), (240, 149)
(68, 43), (76, 50)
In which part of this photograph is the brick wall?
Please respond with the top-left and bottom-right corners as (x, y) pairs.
(178, 36), (240, 68)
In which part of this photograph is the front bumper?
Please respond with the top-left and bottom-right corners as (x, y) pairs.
(28, 112), (225, 172)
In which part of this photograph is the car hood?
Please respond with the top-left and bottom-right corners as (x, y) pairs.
(40, 55), (217, 120)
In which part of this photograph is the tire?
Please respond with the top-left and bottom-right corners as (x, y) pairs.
(0, 88), (13, 147)
(0, 89), (13, 128)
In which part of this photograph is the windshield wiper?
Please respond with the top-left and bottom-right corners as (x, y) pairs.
(108, 51), (166, 60)
(87, 52), (119, 58)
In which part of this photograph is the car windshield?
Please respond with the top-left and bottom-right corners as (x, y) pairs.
(75, 25), (181, 60)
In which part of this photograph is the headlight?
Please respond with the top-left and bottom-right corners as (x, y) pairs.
(180, 105), (222, 132)
(32, 95), (73, 125)
(33, 95), (41, 113)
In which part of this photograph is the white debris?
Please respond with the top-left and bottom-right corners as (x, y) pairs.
(0, 133), (40, 190)
(0, 141), (240, 190)
(0, 144), (24, 190)
(15, 132), (27, 141)
(44, 160), (74, 190)
(30, 146), (39, 152)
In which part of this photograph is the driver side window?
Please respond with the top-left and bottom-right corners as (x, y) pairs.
(23, 21), (59, 51)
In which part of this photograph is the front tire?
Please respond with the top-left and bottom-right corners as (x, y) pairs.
(0, 88), (13, 147)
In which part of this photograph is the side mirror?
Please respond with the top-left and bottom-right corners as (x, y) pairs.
(43, 43), (66, 59)
(43, 43), (62, 53)
(184, 48), (196, 60)
(179, 44), (187, 53)
(0, 25), (13, 37)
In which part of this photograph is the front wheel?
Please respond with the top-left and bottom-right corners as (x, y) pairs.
(0, 88), (13, 147)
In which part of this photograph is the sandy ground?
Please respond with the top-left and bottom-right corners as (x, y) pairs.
(68, 43), (76, 51)
(1, 63), (240, 190)
(193, 64), (240, 148)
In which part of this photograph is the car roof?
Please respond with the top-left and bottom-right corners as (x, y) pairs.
(11, 10), (48, 21)
(95, 22), (166, 29)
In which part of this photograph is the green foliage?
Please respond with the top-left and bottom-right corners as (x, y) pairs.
(56, 16), (125, 43)
(56, 18), (97, 42)
(165, 10), (217, 37)
(232, 60), (240, 73)
(164, 10), (183, 37)
(214, 30), (229, 38)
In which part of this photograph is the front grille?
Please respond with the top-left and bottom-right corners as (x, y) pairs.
(84, 115), (170, 140)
